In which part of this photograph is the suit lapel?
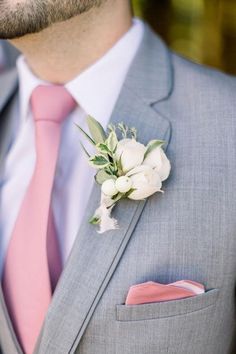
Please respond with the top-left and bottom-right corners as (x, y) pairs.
(0, 68), (18, 171)
(0, 68), (18, 110)
(0, 70), (23, 354)
(37, 24), (173, 354)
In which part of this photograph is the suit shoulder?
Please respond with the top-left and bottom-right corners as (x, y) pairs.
(170, 52), (236, 100)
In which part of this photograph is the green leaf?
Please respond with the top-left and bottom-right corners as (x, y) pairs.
(104, 164), (118, 176)
(107, 123), (116, 133)
(125, 188), (136, 198)
(75, 123), (95, 146)
(80, 142), (90, 157)
(118, 122), (128, 139)
(89, 216), (101, 225)
(130, 127), (137, 140)
(106, 131), (118, 153)
(87, 115), (107, 144)
(89, 155), (110, 169)
(95, 170), (116, 185)
(144, 139), (165, 159)
(111, 193), (123, 203)
(96, 143), (111, 155)
(116, 153), (123, 175)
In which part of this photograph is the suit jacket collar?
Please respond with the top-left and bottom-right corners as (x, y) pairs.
(124, 23), (173, 104)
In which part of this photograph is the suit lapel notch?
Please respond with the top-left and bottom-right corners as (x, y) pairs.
(124, 23), (173, 105)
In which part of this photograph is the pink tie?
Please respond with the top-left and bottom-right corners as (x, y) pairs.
(2, 85), (76, 354)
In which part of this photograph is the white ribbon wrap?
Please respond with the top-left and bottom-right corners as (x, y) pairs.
(94, 193), (119, 234)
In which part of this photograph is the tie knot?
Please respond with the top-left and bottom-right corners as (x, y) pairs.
(31, 85), (76, 124)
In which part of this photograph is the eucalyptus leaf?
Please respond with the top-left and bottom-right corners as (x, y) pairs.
(95, 170), (116, 185)
(75, 123), (95, 146)
(89, 155), (110, 169)
(144, 139), (165, 159)
(87, 115), (107, 144)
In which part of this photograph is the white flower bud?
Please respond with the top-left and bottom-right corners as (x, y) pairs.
(127, 165), (162, 200)
(143, 146), (171, 181)
(115, 138), (146, 173)
(101, 179), (118, 197)
(115, 176), (133, 194)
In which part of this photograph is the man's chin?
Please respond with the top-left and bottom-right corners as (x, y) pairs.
(0, 0), (105, 41)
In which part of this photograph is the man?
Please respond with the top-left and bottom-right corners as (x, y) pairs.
(0, 1), (235, 353)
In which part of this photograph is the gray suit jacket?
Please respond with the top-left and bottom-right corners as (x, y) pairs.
(0, 41), (19, 70)
(0, 24), (236, 354)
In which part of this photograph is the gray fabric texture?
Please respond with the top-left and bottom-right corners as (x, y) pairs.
(0, 24), (236, 354)
(0, 41), (20, 70)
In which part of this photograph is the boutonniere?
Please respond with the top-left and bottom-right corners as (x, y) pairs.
(76, 116), (171, 233)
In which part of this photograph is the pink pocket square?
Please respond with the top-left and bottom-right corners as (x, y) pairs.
(125, 280), (205, 305)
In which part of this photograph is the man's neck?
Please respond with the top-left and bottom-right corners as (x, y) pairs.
(10, 1), (132, 84)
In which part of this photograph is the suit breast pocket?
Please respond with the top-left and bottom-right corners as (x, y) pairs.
(113, 289), (224, 354)
(116, 288), (219, 321)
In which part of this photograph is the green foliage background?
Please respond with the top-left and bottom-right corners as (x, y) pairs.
(132, 0), (236, 74)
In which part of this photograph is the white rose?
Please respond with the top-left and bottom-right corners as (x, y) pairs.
(127, 165), (162, 200)
(143, 146), (171, 181)
(116, 138), (146, 173)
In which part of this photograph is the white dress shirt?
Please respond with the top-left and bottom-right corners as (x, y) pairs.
(0, 18), (144, 276)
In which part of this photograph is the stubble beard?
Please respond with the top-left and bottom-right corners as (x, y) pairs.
(0, 0), (104, 39)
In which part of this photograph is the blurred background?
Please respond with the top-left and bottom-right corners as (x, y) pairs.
(1, 0), (236, 75)
(133, 0), (236, 75)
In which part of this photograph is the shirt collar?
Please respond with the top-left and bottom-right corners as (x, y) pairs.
(17, 18), (144, 124)
(17, 56), (47, 123)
